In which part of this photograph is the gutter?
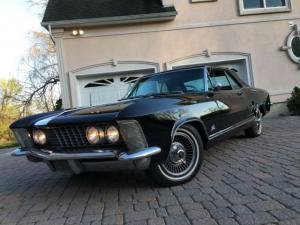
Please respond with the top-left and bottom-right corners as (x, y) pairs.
(41, 10), (178, 29)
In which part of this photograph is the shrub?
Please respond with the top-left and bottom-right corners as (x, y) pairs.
(287, 87), (300, 115)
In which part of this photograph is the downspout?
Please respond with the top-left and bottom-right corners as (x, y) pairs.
(48, 24), (56, 44)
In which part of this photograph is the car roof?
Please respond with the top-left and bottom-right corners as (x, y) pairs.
(142, 66), (231, 79)
(139, 66), (248, 87)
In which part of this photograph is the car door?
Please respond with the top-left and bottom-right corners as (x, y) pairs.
(208, 69), (250, 130)
(205, 70), (233, 133)
(225, 70), (252, 123)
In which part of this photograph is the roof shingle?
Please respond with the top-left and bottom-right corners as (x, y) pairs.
(42, 0), (176, 27)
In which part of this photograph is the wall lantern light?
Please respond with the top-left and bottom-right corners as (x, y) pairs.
(72, 29), (84, 36)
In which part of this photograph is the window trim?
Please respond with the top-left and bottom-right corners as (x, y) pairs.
(287, 32), (300, 64)
(239, 0), (292, 16)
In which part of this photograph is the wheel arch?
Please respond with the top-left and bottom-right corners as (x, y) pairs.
(171, 118), (209, 149)
(258, 94), (271, 116)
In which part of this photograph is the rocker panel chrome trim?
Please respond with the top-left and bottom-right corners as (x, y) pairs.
(208, 117), (255, 140)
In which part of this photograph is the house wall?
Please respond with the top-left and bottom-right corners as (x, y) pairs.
(52, 0), (300, 108)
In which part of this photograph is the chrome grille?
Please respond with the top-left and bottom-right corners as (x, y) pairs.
(45, 126), (89, 149)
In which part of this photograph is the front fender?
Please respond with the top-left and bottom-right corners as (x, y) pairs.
(10, 111), (62, 129)
(171, 117), (209, 141)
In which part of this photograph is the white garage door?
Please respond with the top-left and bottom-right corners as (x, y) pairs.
(79, 70), (154, 106)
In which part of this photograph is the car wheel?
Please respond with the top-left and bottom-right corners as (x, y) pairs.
(147, 125), (203, 186)
(245, 105), (263, 138)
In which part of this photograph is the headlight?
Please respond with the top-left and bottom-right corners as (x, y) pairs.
(86, 126), (104, 144)
(32, 130), (47, 145)
(106, 125), (120, 143)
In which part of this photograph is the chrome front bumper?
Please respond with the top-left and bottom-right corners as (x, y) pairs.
(11, 147), (161, 161)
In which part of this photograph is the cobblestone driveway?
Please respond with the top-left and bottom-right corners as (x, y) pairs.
(0, 117), (300, 225)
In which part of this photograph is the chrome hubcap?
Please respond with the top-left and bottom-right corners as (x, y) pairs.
(169, 142), (186, 164)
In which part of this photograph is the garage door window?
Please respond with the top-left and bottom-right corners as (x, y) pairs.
(239, 0), (291, 15)
(120, 76), (141, 84)
(85, 79), (114, 88)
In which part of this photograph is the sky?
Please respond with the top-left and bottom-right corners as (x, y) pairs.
(0, 0), (42, 79)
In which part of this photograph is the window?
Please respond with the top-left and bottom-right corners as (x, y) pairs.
(209, 70), (242, 91)
(209, 71), (232, 90)
(282, 25), (300, 65)
(291, 36), (300, 58)
(239, 0), (291, 15)
(84, 79), (114, 88)
(226, 73), (242, 90)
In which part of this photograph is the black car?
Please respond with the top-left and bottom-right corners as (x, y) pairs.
(10, 67), (271, 186)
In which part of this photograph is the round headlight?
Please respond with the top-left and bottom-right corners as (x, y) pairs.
(106, 125), (120, 143)
(86, 126), (104, 144)
(32, 130), (47, 145)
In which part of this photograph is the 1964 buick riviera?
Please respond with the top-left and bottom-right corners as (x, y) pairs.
(10, 67), (271, 186)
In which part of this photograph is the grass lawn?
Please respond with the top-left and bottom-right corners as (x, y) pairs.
(0, 141), (18, 149)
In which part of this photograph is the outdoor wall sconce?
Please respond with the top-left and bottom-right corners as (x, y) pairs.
(281, 21), (300, 66)
(72, 29), (84, 36)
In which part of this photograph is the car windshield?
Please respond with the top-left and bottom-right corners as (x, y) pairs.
(124, 68), (206, 99)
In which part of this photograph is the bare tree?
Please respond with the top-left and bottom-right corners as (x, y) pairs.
(19, 31), (60, 114)
(16, 0), (62, 114)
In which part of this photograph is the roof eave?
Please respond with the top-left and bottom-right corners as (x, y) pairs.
(41, 11), (177, 29)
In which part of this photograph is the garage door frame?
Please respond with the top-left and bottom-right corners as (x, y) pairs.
(68, 60), (160, 107)
(165, 52), (254, 86)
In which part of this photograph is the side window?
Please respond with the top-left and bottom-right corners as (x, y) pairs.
(226, 73), (242, 90)
(210, 71), (232, 90)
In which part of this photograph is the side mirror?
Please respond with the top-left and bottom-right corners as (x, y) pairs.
(214, 83), (222, 91)
(206, 91), (214, 98)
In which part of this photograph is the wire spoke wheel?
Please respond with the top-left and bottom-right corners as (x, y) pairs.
(254, 106), (263, 134)
(245, 104), (264, 138)
(158, 127), (200, 181)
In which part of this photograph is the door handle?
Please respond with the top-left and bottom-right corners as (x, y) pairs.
(237, 91), (243, 96)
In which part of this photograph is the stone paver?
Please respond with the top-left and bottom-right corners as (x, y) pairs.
(0, 116), (300, 225)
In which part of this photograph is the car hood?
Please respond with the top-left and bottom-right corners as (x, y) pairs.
(11, 94), (207, 128)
